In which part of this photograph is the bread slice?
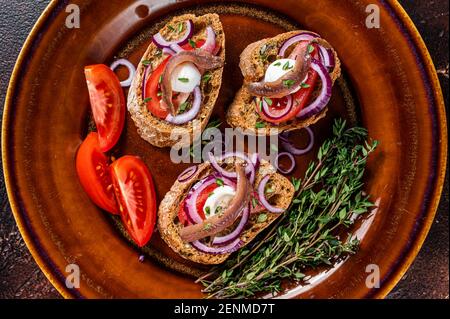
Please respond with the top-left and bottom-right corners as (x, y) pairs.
(158, 157), (295, 265)
(128, 14), (225, 148)
(226, 30), (341, 135)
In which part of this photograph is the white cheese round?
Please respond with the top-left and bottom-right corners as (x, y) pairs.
(171, 62), (201, 93)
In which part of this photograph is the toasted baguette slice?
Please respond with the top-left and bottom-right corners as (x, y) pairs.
(226, 31), (341, 135)
(158, 158), (295, 265)
(128, 14), (225, 148)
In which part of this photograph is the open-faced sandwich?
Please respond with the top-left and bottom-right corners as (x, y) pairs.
(227, 31), (341, 134)
(128, 14), (225, 148)
(158, 153), (295, 264)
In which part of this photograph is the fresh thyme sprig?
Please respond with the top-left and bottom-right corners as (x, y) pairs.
(196, 119), (378, 299)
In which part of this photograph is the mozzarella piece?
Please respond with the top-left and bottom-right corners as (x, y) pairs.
(171, 62), (201, 93)
(264, 58), (296, 83)
(203, 186), (236, 217)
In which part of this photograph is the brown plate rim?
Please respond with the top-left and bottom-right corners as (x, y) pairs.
(2, 0), (447, 299)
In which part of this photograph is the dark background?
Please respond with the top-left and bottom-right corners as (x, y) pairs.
(0, 0), (448, 299)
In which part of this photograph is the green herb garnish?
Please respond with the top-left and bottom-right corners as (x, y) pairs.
(177, 22), (184, 33)
(263, 97), (273, 106)
(168, 25), (175, 32)
(178, 101), (190, 113)
(273, 62), (282, 66)
(282, 61), (293, 71)
(142, 60), (151, 66)
(202, 72), (212, 83)
(252, 197), (259, 209)
(255, 122), (265, 129)
(159, 75), (163, 84)
(283, 79), (295, 88)
(157, 92), (162, 97)
(178, 77), (189, 83)
(197, 119), (378, 299)
(189, 39), (197, 49)
(205, 207), (211, 216)
(143, 97), (152, 103)
(308, 44), (315, 53)
(216, 178), (224, 186)
(301, 83), (311, 89)
(257, 213), (268, 223)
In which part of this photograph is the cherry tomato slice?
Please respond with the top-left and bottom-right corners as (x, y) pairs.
(178, 182), (217, 226)
(256, 42), (320, 124)
(76, 132), (118, 214)
(110, 156), (157, 247)
(84, 65), (125, 152)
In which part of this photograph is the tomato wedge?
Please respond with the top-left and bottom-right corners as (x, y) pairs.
(144, 39), (210, 119)
(110, 156), (157, 247)
(84, 64), (125, 152)
(178, 182), (218, 226)
(144, 57), (171, 119)
(76, 132), (118, 214)
(256, 43), (320, 124)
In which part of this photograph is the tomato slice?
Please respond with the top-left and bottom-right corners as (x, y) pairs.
(256, 43), (320, 124)
(110, 156), (157, 247)
(178, 182), (217, 226)
(84, 65), (125, 152)
(76, 132), (118, 214)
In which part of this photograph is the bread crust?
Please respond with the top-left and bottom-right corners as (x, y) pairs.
(226, 30), (341, 135)
(158, 159), (295, 265)
(128, 14), (226, 148)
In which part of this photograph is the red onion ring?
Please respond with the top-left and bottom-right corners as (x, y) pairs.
(162, 47), (176, 56)
(296, 59), (332, 119)
(185, 176), (217, 224)
(275, 152), (296, 174)
(208, 152), (255, 181)
(110, 59), (136, 87)
(165, 86), (202, 124)
(258, 175), (284, 213)
(199, 26), (216, 54)
(280, 127), (315, 155)
(212, 205), (249, 245)
(152, 20), (194, 48)
(251, 153), (260, 172)
(318, 45), (335, 69)
(278, 32), (320, 57)
(177, 165), (198, 183)
(191, 237), (242, 255)
(260, 95), (293, 120)
(170, 43), (184, 54)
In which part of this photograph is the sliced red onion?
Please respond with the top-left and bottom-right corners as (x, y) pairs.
(250, 153), (260, 171)
(152, 20), (194, 48)
(162, 47), (176, 56)
(208, 152), (255, 180)
(191, 237), (242, 255)
(110, 59), (136, 87)
(177, 165), (198, 183)
(275, 152), (296, 174)
(280, 127), (315, 155)
(318, 45), (335, 68)
(185, 176), (216, 224)
(258, 175), (284, 213)
(142, 65), (153, 100)
(170, 43), (184, 54)
(278, 32), (320, 57)
(261, 95), (293, 120)
(199, 26), (216, 54)
(212, 206), (249, 245)
(165, 86), (201, 124)
(296, 59), (332, 119)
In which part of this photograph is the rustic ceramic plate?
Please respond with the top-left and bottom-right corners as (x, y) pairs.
(2, 0), (447, 299)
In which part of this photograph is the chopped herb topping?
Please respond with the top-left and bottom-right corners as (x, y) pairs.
(301, 83), (311, 89)
(263, 97), (273, 106)
(189, 39), (197, 49)
(177, 22), (184, 33)
(157, 92), (162, 97)
(205, 206), (211, 215)
(203, 223), (212, 231)
(255, 122), (265, 129)
(155, 49), (163, 57)
(282, 61), (293, 71)
(179, 101), (190, 113)
(142, 60), (151, 66)
(168, 25), (175, 32)
(143, 97), (152, 103)
(202, 72), (212, 83)
(159, 75), (163, 84)
(273, 62), (282, 66)
(178, 77), (190, 83)
(308, 44), (315, 53)
(252, 197), (259, 208)
(283, 79), (295, 88)
(216, 178), (224, 186)
(257, 213), (268, 223)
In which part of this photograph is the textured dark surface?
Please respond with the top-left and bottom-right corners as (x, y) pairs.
(0, 0), (448, 299)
